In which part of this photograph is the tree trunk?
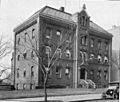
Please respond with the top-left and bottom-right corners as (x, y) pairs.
(44, 75), (48, 102)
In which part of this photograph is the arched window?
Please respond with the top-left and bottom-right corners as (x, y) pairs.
(104, 56), (108, 63)
(23, 52), (27, 59)
(98, 55), (102, 63)
(66, 48), (71, 59)
(90, 54), (94, 60)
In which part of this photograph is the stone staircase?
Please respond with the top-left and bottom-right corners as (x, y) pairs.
(79, 79), (95, 89)
(78, 79), (89, 88)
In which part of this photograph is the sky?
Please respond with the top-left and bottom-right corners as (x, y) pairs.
(0, 0), (120, 66)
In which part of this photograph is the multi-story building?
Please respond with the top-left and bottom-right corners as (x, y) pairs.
(108, 26), (120, 82)
(12, 5), (113, 89)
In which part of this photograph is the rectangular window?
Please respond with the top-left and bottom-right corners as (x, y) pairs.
(31, 66), (34, 77)
(105, 42), (109, 50)
(24, 33), (27, 42)
(97, 70), (101, 79)
(17, 68), (19, 78)
(56, 65), (61, 78)
(90, 70), (94, 79)
(90, 38), (94, 47)
(32, 29), (35, 39)
(17, 55), (20, 61)
(31, 51), (34, 58)
(48, 69), (52, 78)
(85, 36), (88, 45)
(23, 52), (27, 59)
(18, 37), (20, 45)
(98, 40), (102, 49)
(66, 36), (71, 43)
(65, 66), (71, 79)
(56, 48), (61, 58)
(104, 71), (108, 80)
(23, 70), (26, 77)
(81, 37), (85, 45)
(56, 30), (62, 41)
(46, 28), (52, 39)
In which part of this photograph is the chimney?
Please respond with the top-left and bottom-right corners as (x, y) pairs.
(59, 7), (65, 12)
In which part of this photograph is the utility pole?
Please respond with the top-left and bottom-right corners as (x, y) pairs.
(118, 47), (120, 98)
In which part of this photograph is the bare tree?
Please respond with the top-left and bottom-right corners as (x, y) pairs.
(0, 36), (12, 59)
(0, 66), (11, 83)
(16, 27), (74, 102)
(0, 36), (12, 83)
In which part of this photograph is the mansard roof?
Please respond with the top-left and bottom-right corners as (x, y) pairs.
(89, 21), (113, 38)
(14, 6), (113, 38)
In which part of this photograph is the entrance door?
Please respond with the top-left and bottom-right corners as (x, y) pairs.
(80, 68), (85, 79)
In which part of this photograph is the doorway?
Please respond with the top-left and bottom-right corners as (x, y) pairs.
(80, 68), (87, 80)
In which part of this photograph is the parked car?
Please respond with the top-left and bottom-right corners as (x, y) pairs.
(102, 81), (119, 99)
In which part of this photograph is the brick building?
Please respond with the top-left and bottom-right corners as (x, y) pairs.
(12, 5), (113, 89)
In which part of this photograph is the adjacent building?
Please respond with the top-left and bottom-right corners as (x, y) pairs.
(12, 5), (113, 89)
(108, 26), (120, 82)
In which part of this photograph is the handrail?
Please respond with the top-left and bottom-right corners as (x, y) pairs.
(86, 79), (96, 88)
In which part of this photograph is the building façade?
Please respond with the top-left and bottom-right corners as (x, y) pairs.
(12, 5), (113, 90)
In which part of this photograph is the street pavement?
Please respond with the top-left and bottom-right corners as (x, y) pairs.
(0, 88), (106, 100)
(4, 93), (102, 101)
(0, 88), (107, 101)
(85, 99), (119, 102)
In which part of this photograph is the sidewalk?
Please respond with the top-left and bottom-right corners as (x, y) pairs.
(0, 88), (106, 100)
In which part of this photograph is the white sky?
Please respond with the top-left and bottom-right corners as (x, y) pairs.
(0, 0), (120, 65)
